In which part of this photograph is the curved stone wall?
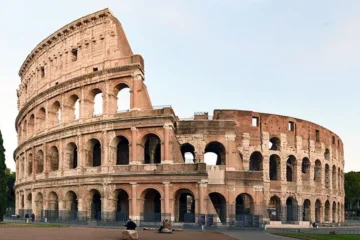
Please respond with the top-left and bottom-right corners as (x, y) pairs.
(14, 8), (344, 225)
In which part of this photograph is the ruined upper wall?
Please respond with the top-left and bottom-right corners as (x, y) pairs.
(17, 8), (135, 109)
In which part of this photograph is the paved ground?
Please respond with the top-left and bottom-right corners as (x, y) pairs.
(224, 231), (294, 240)
(0, 226), (237, 240)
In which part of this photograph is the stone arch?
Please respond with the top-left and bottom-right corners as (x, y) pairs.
(89, 189), (102, 220)
(303, 199), (311, 221)
(314, 160), (322, 181)
(337, 202), (340, 223)
(338, 168), (341, 192)
(141, 133), (161, 164)
(269, 154), (281, 180)
(68, 94), (80, 121)
(301, 157), (310, 180)
(28, 114), (35, 136)
(269, 137), (281, 150)
(140, 188), (162, 222)
(268, 195), (281, 221)
(204, 141), (226, 166)
(332, 201), (337, 223)
(34, 192), (44, 220)
(36, 150), (44, 173)
(332, 165), (337, 190)
(174, 188), (195, 222)
(286, 155), (297, 182)
(110, 136), (129, 165)
(325, 200), (330, 222)
(27, 153), (33, 176)
(115, 189), (129, 221)
(23, 119), (27, 139)
(65, 142), (78, 169)
(26, 193), (32, 210)
(115, 83), (130, 112)
(181, 143), (195, 164)
(85, 139), (101, 167)
(208, 192), (227, 223)
(315, 199), (322, 222)
(90, 88), (103, 116)
(64, 190), (78, 220)
(286, 197), (298, 222)
(49, 101), (61, 126)
(249, 151), (262, 171)
(47, 191), (59, 220)
(325, 164), (330, 188)
(20, 194), (25, 209)
(37, 107), (46, 132)
(49, 146), (59, 171)
(236, 193), (254, 217)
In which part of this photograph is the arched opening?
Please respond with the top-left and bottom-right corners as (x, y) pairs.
(85, 139), (101, 167)
(29, 114), (35, 136)
(325, 164), (330, 188)
(268, 196), (281, 221)
(314, 160), (322, 182)
(303, 199), (311, 221)
(325, 200), (330, 222)
(114, 136), (129, 165)
(332, 165), (337, 190)
(115, 83), (130, 112)
(332, 201), (337, 223)
(286, 155), (297, 182)
(46, 192), (59, 221)
(49, 146), (59, 171)
(26, 193), (32, 212)
(236, 193), (254, 220)
(36, 150), (44, 174)
(337, 202), (340, 223)
(37, 108), (46, 132)
(92, 89), (103, 116)
(269, 137), (281, 150)
(142, 189), (162, 222)
(249, 151), (263, 171)
(65, 142), (78, 169)
(301, 157), (310, 181)
(286, 197), (298, 222)
(27, 153), (33, 176)
(143, 134), (161, 164)
(174, 189), (195, 222)
(338, 168), (341, 192)
(35, 193), (43, 220)
(50, 101), (61, 126)
(21, 195), (24, 209)
(324, 148), (330, 160)
(181, 143), (195, 164)
(204, 141), (226, 165)
(90, 190), (101, 220)
(208, 192), (227, 223)
(64, 191), (78, 220)
(68, 95), (80, 120)
(116, 190), (129, 221)
(269, 154), (281, 180)
(315, 199), (322, 222)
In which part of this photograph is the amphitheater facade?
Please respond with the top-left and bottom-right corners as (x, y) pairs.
(14, 8), (345, 226)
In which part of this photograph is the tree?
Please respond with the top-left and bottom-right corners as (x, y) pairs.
(0, 131), (6, 222)
(344, 171), (360, 209)
(5, 168), (15, 209)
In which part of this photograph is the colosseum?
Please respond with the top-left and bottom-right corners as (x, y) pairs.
(14, 8), (344, 227)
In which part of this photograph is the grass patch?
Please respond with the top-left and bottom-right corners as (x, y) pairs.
(0, 223), (66, 228)
(275, 233), (360, 240)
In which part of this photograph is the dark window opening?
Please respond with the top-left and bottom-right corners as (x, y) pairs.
(93, 67), (98, 72)
(316, 130), (320, 142)
(269, 137), (281, 151)
(144, 135), (161, 164)
(93, 141), (101, 167)
(116, 137), (129, 165)
(40, 67), (45, 78)
(249, 151), (263, 171)
(269, 154), (281, 180)
(72, 49), (78, 61)
(324, 148), (330, 160)
(332, 136), (335, 144)
(288, 121), (295, 131)
(252, 117), (259, 127)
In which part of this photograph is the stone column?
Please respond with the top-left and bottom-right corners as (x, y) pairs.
(225, 134), (236, 170)
(130, 182), (138, 220)
(163, 124), (172, 163)
(32, 147), (36, 181)
(198, 181), (208, 214)
(77, 134), (84, 173)
(131, 73), (143, 111)
(163, 182), (170, 216)
(59, 139), (64, 176)
(130, 127), (139, 164)
(102, 131), (109, 170)
(43, 144), (48, 178)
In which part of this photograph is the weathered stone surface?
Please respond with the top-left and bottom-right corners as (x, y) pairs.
(121, 230), (138, 240)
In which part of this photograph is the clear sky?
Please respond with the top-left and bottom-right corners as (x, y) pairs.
(0, 0), (359, 172)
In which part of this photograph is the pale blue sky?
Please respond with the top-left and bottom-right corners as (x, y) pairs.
(0, 0), (359, 172)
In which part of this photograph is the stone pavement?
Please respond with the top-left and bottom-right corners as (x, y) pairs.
(224, 231), (294, 240)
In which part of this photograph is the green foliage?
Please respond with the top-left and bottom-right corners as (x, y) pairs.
(5, 168), (15, 208)
(344, 171), (360, 207)
(0, 131), (6, 222)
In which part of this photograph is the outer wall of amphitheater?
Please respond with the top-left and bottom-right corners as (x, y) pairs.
(14, 8), (345, 226)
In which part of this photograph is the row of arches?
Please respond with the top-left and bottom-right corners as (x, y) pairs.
(18, 84), (130, 141)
